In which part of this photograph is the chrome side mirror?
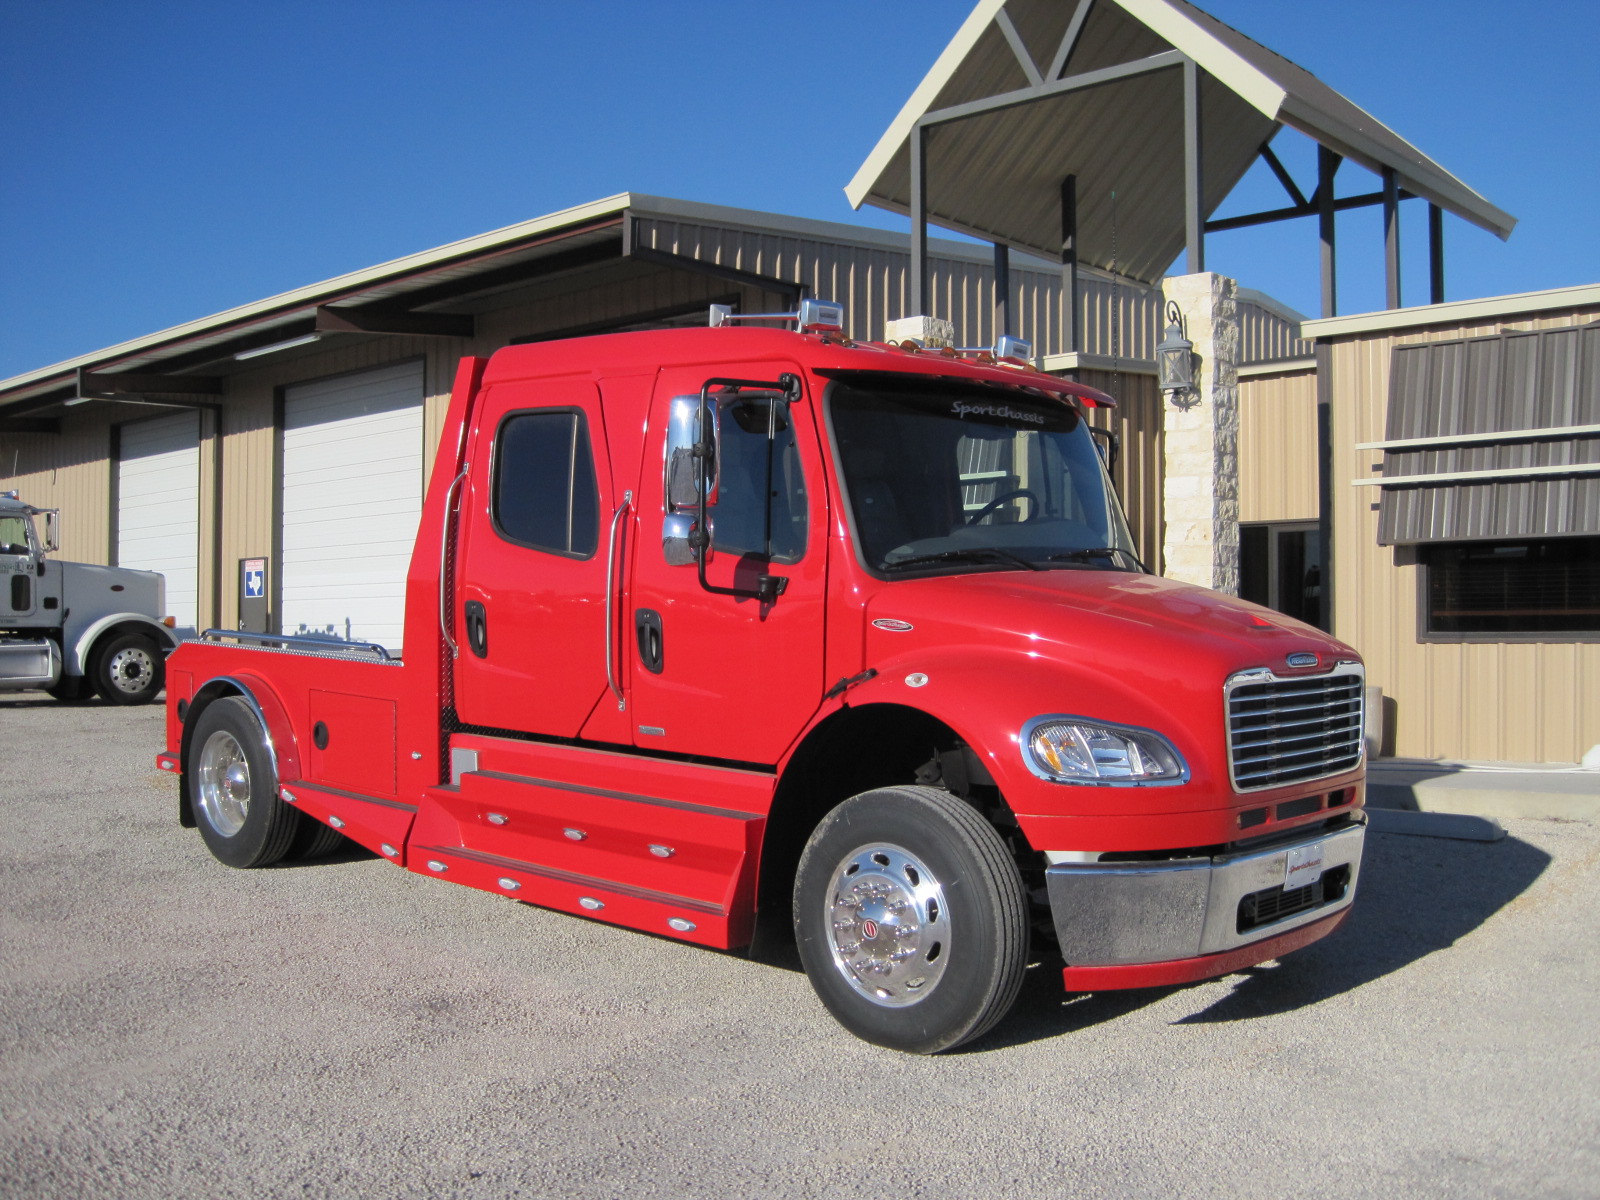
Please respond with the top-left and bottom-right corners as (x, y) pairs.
(663, 396), (718, 563)
(42, 510), (59, 553)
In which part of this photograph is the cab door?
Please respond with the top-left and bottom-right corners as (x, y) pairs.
(619, 362), (828, 765)
(452, 377), (617, 737)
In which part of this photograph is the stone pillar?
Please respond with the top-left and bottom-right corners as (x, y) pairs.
(1160, 272), (1240, 594)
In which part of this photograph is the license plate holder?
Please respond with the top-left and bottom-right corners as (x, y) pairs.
(1284, 841), (1326, 892)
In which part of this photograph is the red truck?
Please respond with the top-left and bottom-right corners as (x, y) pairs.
(157, 302), (1367, 1053)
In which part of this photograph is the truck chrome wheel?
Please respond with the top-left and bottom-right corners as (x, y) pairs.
(794, 785), (1028, 1054)
(824, 842), (949, 1007)
(91, 632), (164, 705)
(106, 643), (157, 695)
(185, 696), (299, 869)
(196, 729), (251, 837)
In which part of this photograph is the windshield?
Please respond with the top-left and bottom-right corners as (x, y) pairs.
(0, 514), (33, 556)
(828, 377), (1141, 577)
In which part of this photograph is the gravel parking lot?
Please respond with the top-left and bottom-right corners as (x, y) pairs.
(2, 693), (1596, 1199)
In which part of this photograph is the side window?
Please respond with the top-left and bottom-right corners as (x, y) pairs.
(711, 398), (808, 564)
(492, 410), (599, 557)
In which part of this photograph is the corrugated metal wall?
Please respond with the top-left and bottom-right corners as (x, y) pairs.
(1328, 303), (1600, 763)
(1078, 368), (1164, 569)
(1239, 367), (1319, 523)
(1, 421), (112, 562)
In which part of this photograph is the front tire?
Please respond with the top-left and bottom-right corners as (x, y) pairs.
(186, 697), (298, 868)
(92, 632), (164, 705)
(793, 785), (1029, 1054)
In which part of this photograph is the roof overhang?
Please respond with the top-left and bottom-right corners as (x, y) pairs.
(0, 194), (638, 417)
(846, 0), (1515, 283)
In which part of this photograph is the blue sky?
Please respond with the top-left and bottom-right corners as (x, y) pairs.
(2, 0), (1596, 379)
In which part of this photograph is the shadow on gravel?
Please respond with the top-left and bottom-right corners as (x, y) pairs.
(1173, 828), (1551, 1024)
(959, 827), (1553, 1050)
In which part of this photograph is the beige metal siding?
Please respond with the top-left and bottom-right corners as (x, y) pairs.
(1327, 303), (1600, 763)
(0, 418), (112, 562)
(1078, 369), (1164, 569)
(1239, 367), (1319, 523)
(1239, 299), (1313, 364)
(632, 215), (1164, 360)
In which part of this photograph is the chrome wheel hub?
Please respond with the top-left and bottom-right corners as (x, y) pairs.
(108, 646), (155, 694)
(825, 842), (950, 1008)
(196, 729), (250, 837)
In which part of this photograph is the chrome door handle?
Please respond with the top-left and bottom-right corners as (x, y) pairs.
(605, 490), (633, 710)
(439, 470), (467, 658)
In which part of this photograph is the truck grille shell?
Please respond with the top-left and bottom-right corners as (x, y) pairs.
(1225, 663), (1365, 792)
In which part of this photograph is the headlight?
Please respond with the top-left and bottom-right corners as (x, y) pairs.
(1021, 715), (1187, 785)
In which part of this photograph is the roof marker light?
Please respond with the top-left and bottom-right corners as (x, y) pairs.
(709, 298), (845, 334)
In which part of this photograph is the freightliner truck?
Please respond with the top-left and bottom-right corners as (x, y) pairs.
(157, 302), (1367, 1053)
(1, 490), (178, 704)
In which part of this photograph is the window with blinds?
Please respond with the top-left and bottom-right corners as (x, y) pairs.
(1420, 536), (1600, 639)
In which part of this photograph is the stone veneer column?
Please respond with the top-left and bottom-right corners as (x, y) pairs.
(1160, 272), (1240, 594)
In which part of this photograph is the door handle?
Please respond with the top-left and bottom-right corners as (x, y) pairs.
(464, 600), (488, 658)
(635, 609), (664, 674)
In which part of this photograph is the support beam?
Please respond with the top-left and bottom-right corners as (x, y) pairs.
(1183, 58), (1205, 274)
(1260, 142), (1308, 208)
(1318, 146), (1341, 318)
(994, 7), (1043, 87)
(314, 306), (475, 338)
(1204, 187), (1416, 234)
(910, 122), (930, 316)
(1429, 204), (1446, 304)
(1314, 338), (1335, 632)
(1383, 166), (1401, 310)
(76, 370), (222, 397)
(1048, 0), (1096, 81)
(924, 49), (1183, 126)
(1061, 175), (1079, 354)
(993, 242), (1012, 337)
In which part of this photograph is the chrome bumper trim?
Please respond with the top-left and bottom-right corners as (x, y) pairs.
(1044, 818), (1366, 967)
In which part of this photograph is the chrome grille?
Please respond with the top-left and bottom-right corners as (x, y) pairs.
(1226, 664), (1364, 791)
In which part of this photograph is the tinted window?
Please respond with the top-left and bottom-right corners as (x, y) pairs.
(493, 410), (599, 557)
(1423, 537), (1599, 637)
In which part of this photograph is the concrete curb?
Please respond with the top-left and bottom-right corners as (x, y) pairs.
(1366, 761), (1600, 823)
(1366, 808), (1505, 842)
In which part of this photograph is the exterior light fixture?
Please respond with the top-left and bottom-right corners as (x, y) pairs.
(1156, 301), (1195, 403)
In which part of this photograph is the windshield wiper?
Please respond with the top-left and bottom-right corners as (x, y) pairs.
(1044, 547), (1147, 572)
(883, 547), (1040, 572)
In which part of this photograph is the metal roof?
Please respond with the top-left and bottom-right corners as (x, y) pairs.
(846, 0), (1516, 284)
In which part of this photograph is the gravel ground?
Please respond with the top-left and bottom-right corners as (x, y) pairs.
(2, 693), (1596, 1199)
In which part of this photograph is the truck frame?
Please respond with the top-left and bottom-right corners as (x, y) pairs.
(158, 306), (1366, 1052)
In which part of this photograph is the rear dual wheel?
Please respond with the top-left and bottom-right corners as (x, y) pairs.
(187, 697), (349, 867)
(793, 785), (1029, 1055)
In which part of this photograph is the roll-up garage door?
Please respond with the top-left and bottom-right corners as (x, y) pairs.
(117, 410), (200, 629)
(281, 361), (424, 652)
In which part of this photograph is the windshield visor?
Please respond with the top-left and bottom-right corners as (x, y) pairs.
(828, 378), (1140, 576)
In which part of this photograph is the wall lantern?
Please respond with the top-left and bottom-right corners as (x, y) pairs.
(1156, 301), (1195, 403)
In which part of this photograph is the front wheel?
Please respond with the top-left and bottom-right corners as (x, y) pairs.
(793, 785), (1029, 1054)
(92, 633), (164, 705)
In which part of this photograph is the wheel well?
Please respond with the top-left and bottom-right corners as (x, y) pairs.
(752, 703), (1012, 963)
(84, 620), (166, 671)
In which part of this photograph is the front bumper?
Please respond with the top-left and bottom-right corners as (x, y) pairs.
(1045, 816), (1365, 981)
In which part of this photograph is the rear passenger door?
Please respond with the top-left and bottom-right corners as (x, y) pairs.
(452, 378), (617, 737)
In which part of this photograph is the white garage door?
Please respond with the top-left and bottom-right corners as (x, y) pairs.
(282, 361), (424, 653)
(118, 411), (200, 629)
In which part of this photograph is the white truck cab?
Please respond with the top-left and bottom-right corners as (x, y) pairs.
(0, 491), (179, 704)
